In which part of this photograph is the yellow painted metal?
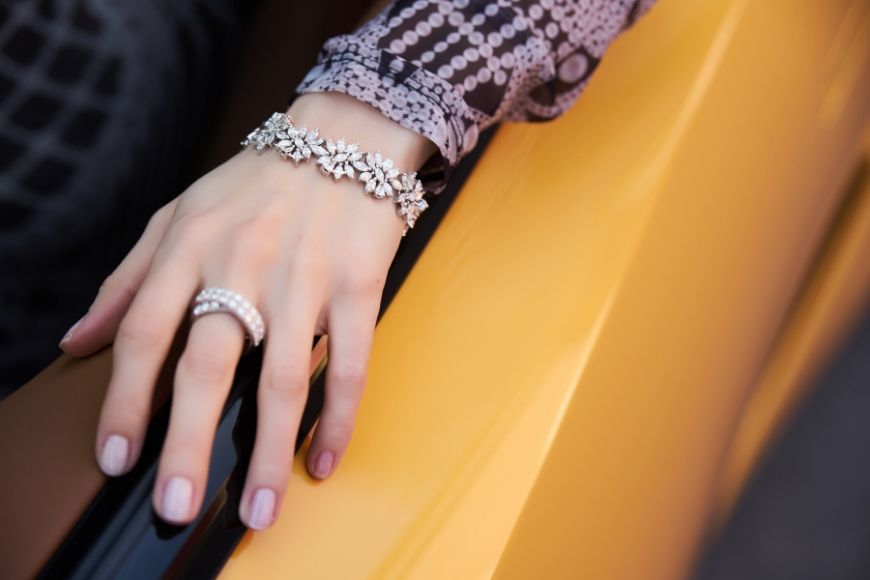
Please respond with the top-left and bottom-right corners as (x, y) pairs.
(714, 140), (870, 524)
(221, 0), (870, 578)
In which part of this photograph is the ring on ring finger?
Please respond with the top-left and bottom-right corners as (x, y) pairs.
(191, 287), (266, 350)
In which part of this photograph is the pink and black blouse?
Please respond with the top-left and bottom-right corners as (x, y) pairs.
(297, 0), (657, 191)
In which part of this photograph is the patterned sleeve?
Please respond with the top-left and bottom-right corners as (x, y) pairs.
(295, 0), (656, 192)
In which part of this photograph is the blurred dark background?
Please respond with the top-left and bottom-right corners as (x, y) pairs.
(694, 300), (870, 580)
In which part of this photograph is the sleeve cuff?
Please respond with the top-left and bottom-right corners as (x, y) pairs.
(294, 34), (480, 194)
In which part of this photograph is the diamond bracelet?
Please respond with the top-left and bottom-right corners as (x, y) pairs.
(241, 112), (428, 235)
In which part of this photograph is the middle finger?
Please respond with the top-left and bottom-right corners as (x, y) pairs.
(239, 283), (322, 530)
(152, 308), (246, 524)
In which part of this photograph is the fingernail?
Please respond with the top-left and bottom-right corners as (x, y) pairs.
(99, 435), (129, 476)
(314, 451), (334, 479)
(59, 316), (85, 346)
(162, 476), (193, 523)
(248, 488), (276, 530)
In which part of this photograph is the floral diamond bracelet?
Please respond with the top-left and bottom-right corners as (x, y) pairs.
(241, 112), (428, 235)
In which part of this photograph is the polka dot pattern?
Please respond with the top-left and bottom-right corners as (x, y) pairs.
(296, 0), (656, 193)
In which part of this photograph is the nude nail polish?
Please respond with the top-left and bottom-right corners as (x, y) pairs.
(59, 316), (85, 346)
(99, 434), (129, 476)
(248, 488), (276, 530)
(314, 451), (334, 479)
(162, 476), (193, 523)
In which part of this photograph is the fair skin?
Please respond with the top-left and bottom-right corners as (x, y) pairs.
(58, 92), (435, 530)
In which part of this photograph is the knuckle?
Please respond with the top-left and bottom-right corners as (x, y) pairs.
(262, 363), (308, 399)
(98, 273), (118, 295)
(321, 419), (355, 444)
(341, 271), (383, 299)
(102, 392), (149, 427)
(330, 365), (367, 391)
(116, 313), (165, 351)
(148, 202), (175, 230)
(171, 210), (206, 231)
(230, 224), (278, 265)
(161, 425), (211, 457)
(340, 246), (375, 270)
(166, 213), (210, 250)
(178, 347), (234, 385)
(292, 253), (329, 279)
(99, 272), (136, 302)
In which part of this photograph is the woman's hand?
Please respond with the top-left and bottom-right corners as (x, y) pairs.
(58, 93), (434, 529)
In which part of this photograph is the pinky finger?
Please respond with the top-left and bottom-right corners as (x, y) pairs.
(59, 198), (178, 356)
(306, 294), (379, 480)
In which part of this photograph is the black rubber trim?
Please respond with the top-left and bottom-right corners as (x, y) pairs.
(39, 126), (497, 580)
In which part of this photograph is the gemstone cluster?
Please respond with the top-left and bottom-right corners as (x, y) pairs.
(242, 112), (429, 234)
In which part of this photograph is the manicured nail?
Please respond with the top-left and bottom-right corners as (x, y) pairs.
(99, 435), (129, 476)
(162, 476), (193, 523)
(248, 488), (276, 530)
(314, 451), (334, 479)
(59, 316), (85, 346)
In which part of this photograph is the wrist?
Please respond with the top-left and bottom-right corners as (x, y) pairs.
(286, 92), (435, 171)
